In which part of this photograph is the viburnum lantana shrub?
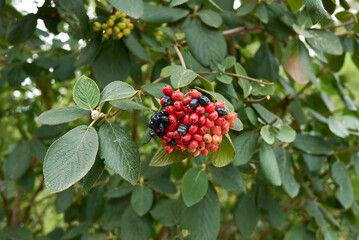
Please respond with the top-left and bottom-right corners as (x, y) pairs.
(1, 0), (359, 239)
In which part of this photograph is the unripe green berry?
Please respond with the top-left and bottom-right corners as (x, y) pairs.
(107, 19), (114, 27)
(102, 23), (108, 29)
(117, 32), (124, 39)
(117, 22), (126, 29)
(113, 26), (120, 33)
(123, 28), (131, 36)
(106, 28), (112, 35)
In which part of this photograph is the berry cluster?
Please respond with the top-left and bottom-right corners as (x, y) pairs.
(149, 85), (238, 157)
(93, 10), (134, 39)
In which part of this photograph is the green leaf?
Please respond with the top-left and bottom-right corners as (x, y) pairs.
(62, 223), (88, 239)
(142, 82), (167, 99)
(216, 75), (232, 84)
(55, 187), (75, 213)
(99, 81), (137, 106)
(252, 104), (282, 128)
(208, 134), (235, 167)
(150, 147), (188, 167)
(233, 131), (259, 166)
(181, 167), (208, 207)
(292, 134), (332, 155)
(110, 99), (149, 110)
(209, 164), (245, 192)
(148, 178), (177, 194)
(142, 3), (189, 23)
(234, 188), (258, 238)
(284, 222), (315, 240)
(328, 116), (349, 138)
(276, 148), (300, 198)
(237, 2), (256, 16)
(184, 19), (227, 67)
(235, 63), (251, 97)
(303, 200), (326, 229)
(303, 0), (328, 24)
(5, 142), (31, 180)
(331, 161), (354, 209)
(259, 143), (282, 186)
(19, 169), (34, 193)
(170, 0), (188, 7)
(256, 4), (268, 23)
(198, 10), (223, 28)
(75, 36), (102, 67)
(336, 77), (357, 111)
(73, 76), (100, 110)
(180, 184), (220, 240)
(38, 106), (89, 125)
(123, 35), (152, 62)
(196, 87), (234, 112)
(160, 65), (182, 78)
(197, 75), (214, 91)
(98, 123), (140, 185)
(157, 26), (176, 41)
(230, 118), (243, 132)
(44, 125), (99, 193)
(120, 207), (152, 240)
(3, 226), (32, 240)
(131, 185), (154, 216)
(85, 187), (106, 222)
(261, 125), (275, 144)
(150, 199), (184, 226)
(252, 43), (279, 82)
(6, 13), (37, 44)
(170, 67), (197, 88)
(92, 40), (130, 88)
(306, 30), (343, 55)
(82, 156), (105, 195)
(107, 0), (143, 18)
(276, 125), (296, 143)
(72, 0), (89, 38)
(53, 54), (76, 82)
(221, 56), (236, 69)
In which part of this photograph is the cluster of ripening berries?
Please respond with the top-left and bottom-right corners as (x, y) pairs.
(149, 85), (238, 157)
(92, 10), (134, 39)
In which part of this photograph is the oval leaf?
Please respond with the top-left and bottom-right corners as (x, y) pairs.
(107, 0), (144, 19)
(99, 81), (138, 106)
(331, 161), (354, 209)
(5, 143), (31, 180)
(259, 143), (282, 186)
(38, 106), (90, 125)
(233, 131), (259, 166)
(44, 125), (99, 193)
(150, 147), (188, 167)
(181, 167), (208, 207)
(73, 75), (100, 110)
(170, 67), (197, 89)
(131, 185), (154, 216)
(208, 134), (235, 167)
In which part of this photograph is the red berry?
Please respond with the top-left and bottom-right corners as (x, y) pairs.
(221, 128), (229, 134)
(160, 97), (165, 106)
(169, 122), (179, 131)
(208, 111), (219, 121)
(198, 141), (206, 150)
(203, 134), (212, 143)
(190, 113), (199, 124)
(174, 101), (183, 110)
(188, 140), (199, 150)
(182, 133), (192, 142)
(163, 136), (171, 142)
(176, 144), (187, 151)
(212, 135), (222, 145)
(226, 112), (237, 121)
(190, 89), (202, 98)
(189, 125), (198, 134)
(197, 126), (207, 135)
(175, 111), (185, 118)
(193, 134), (203, 142)
(214, 117), (226, 126)
(198, 114), (206, 126)
(222, 121), (230, 129)
(171, 91), (184, 101)
(182, 106), (189, 114)
(166, 131), (174, 138)
(205, 102), (215, 113)
(205, 119), (214, 128)
(201, 149), (209, 156)
(215, 101), (225, 108)
(173, 130), (180, 139)
(166, 106), (175, 115)
(168, 114), (177, 124)
(229, 121), (235, 127)
(163, 85), (173, 96)
(175, 137), (183, 144)
(196, 106), (205, 115)
(182, 96), (192, 105)
(161, 139), (167, 144)
(212, 125), (222, 135)
(183, 115), (190, 125)
(209, 143), (219, 152)
(193, 150), (201, 157)
(165, 145), (174, 153)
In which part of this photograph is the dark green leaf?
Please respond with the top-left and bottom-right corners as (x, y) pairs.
(303, 0), (328, 24)
(73, 76), (100, 110)
(233, 131), (258, 166)
(72, 0), (89, 37)
(3, 226), (32, 240)
(53, 54), (76, 81)
(209, 164), (245, 192)
(108, 0), (144, 18)
(259, 143), (282, 186)
(147, 178), (177, 194)
(150, 199), (184, 226)
(142, 3), (189, 23)
(131, 185), (154, 216)
(261, 125), (275, 144)
(170, 67), (197, 88)
(237, 2), (256, 16)
(208, 134), (235, 167)
(181, 167), (208, 207)
(110, 99), (149, 110)
(44, 125), (98, 193)
(292, 134), (332, 155)
(276, 125), (296, 143)
(284, 222), (315, 240)
(98, 123), (140, 185)
(123, 35), (152, 62)
(75, 37), (102, 67)
(198, 10), (223, 28)
(6, 13), (37, 44)
(256, 4), (268, 23)
(149, 148), (188, 167)
(252, 43), (279, 82)
(120, 207), (152, 240)
(5, 142), (31, 180)
(252, 104), (282, 129)
(306, 30), (343, 55)
(99, 81), (137, 106)
(170, 0), (188, 7)
(82, 157), (105, 195)
(38, 106), (89, 125)
(331, 161), (354, 209)
(55, 187), (75, 213)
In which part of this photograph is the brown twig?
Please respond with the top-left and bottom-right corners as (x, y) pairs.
(153, 77), (163, 84)
(10, 190), (23, 225)
(173, 44), (186, 69)
(196, 72), (273, 86)
(323, 18), (357, 30)
(21, 180), (44, 223)
(166, 48), (174, 65)
(132, 110), (138, 143)
(244, 95), (270, 104)
(222, 25), (264, 37)
(229, 38), (236, 58)
(334, 145), (359, 155)
(155, 226), (168, 240)
(107, 109), (121, 118)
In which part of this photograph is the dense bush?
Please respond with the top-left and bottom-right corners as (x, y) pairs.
(1, 0), (359, 239)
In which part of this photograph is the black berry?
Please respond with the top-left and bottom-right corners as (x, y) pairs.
(160, 109), (168, 116)
(149, 121), (155, 129)
(215, 107), (227, 117)
(149, 129), (157, 137)
(163, 96), (173, 106)
(177, 125), (188, 136)
(169, 139), (176, 146)
(160, 115), (169, 124)
(198, 96), (209, 106)
(189, 98), (199, 110)
(151, 112), (160, 123)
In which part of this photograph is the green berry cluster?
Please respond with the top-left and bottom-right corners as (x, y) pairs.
(93, 10), (134, 39)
